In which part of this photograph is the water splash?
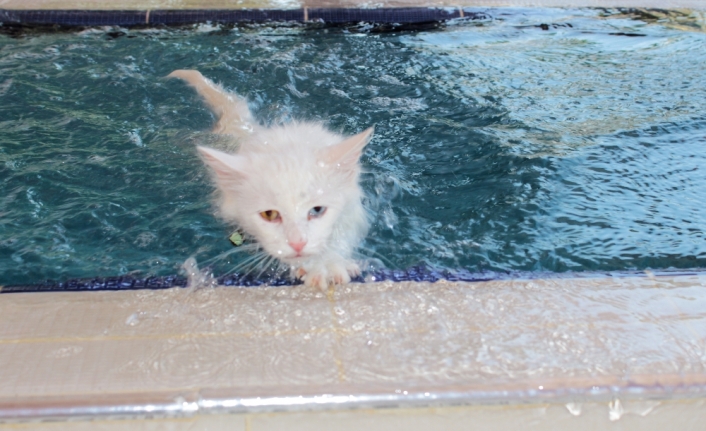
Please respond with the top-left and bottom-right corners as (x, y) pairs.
(181, 257), (219, 290)
(565, 402), (582, 416)
(609, 398), (624, 421)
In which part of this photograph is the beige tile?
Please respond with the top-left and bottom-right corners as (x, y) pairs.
(332, 281), (447, 334)
(0, 286), (333, 341)
(0, 414), (246, 430)
(0, 331), (340, 398)
(247, 399), (706, 431)
(1, 400), (706, 430)
(1, 275), (705, 421)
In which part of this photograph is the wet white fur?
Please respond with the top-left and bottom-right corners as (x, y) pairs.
(168, 70), (372, 289)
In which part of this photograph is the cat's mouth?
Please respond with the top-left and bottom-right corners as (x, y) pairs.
(283, 252), (311, 262)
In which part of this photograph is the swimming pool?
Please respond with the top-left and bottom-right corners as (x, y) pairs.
(1, 8), (705, 287)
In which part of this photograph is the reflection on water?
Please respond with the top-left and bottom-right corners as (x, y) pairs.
(0, 9), (705, 285)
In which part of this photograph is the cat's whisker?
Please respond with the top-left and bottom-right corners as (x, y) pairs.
(199, 244), (260, 266)
(353, 245), (395, 268)
(241, 253), (273, 276)
(252, 255), (279, 281)
(199, 247), (257, 265)
(225, 251), (269, 276)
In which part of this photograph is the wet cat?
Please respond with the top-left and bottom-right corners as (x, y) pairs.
(168, 70), (372, 289)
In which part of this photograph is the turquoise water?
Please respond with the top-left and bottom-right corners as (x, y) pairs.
(1, 9), (705, 285)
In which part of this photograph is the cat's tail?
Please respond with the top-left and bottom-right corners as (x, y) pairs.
(168, 69), (257, 140)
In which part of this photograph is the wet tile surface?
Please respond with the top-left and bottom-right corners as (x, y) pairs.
(1, 275), (705, 408)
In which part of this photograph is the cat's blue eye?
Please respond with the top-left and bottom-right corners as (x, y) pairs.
(308, 206), (327, 220)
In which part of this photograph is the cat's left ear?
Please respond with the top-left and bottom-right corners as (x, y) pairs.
(197, 146), (247, 184)
(321, 127), (374, 168)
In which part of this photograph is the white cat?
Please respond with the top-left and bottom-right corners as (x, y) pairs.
(168, 70), (372, 289)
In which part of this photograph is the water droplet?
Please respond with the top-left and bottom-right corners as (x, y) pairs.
(47, 346), (83, 358)
(126, 313), (140, 326)
(565, 402), (582, 416)
(629, 400), (660, 417)
(609, 398), (624, 421)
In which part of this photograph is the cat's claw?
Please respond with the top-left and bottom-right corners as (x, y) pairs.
(346, 262), (361, 278)
(329, 262), (351, 285)
(303, 271), (327, 291)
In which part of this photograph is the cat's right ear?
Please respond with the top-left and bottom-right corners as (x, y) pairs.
(197, 146), (246, 184)
(321, 127), (374, 169)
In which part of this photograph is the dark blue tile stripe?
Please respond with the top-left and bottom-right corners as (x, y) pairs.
(148, 9), (305, 25)
(0, 10), (147, 26)
(3, 269), (703, 293)
(0, 8), (488, 27)
(308, 8), (465, 23)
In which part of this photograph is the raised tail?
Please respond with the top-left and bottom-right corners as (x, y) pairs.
(168, 69), (256, 139)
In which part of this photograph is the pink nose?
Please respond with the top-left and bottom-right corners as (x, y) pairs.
(288, 240), (307, 253)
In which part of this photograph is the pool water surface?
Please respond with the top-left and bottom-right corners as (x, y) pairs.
(1, 8), (705, 285)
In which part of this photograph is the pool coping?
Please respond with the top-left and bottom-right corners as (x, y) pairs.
(2, 273), (705, 423)
(0, 0), (705, 11)
(2, 372), (706, 421)
(0, 4), (705, 29)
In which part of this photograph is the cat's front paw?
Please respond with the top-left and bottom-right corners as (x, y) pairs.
(298, 261), (356, 291)
(302, 269), (329, 291)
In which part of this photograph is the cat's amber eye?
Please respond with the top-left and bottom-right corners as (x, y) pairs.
(308, 206), (327, 220)
(259, 210), (281, 222)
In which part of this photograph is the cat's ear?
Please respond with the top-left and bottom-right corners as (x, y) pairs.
(197, 146), (246, 183)
(321, 127), (374, 168)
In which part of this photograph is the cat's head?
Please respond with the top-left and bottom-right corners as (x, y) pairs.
(198, 127), (373, 263)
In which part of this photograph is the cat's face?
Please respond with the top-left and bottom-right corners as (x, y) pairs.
(198, 127), (372, 263)
(236, 163), (351, 262)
